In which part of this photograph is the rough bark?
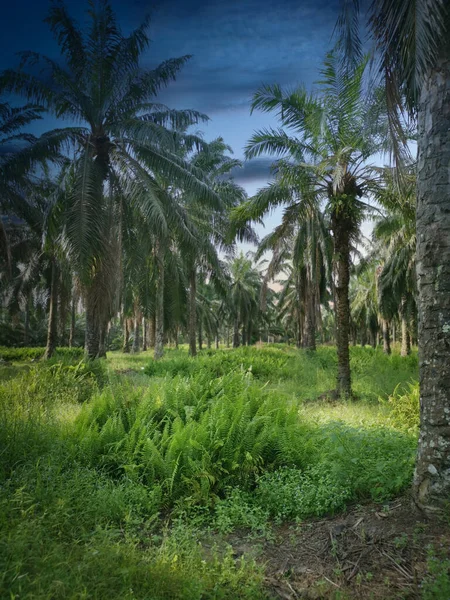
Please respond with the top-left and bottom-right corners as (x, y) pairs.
(333, 218), (352, 397)
(413, 49), (450, 513)
(189, 267), (197, 357)
(44, 259), (58, 360)
(154, 243), (164, 360)
(382, 319), (391, 355)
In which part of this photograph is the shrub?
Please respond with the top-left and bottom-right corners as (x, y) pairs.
(384, 382), (420, 432)
(75, 370), (313, 503)
(144, 347), (292, 381)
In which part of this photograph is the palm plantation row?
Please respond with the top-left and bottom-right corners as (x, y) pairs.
(1, 0), (449, 515)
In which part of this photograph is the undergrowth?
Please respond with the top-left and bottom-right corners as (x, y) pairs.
(0, 344), (420, 598)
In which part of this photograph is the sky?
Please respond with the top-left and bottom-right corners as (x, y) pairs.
(1, 0), (366, 247)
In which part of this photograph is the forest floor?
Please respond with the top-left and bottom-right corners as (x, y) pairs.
(1, 344), (449, 599)
(224, 497), (450, 599)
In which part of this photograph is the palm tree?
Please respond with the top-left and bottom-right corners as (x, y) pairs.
(374, 168), (416, 356)
(183, 137), (249, 356)
(257, 196), (332, 351)
(337, 0), (450, 512)
(0, 0), (218, 357)
(243, 50), (381, 395)
(228, 253), (261, 347)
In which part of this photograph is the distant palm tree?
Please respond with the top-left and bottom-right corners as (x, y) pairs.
(0, 1), (217, 357)
(374, 168), (416, 356)
(257, 201), (331, 350)
(229, 254), (261, 347)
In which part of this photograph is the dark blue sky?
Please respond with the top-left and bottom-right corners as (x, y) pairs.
(1, 0), (343, 236)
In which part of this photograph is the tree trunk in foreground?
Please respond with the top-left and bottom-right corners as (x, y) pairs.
(413, 48), (450, 513)
(154, 243), (164, 360)
(333, 219), (352, 397)
(189, 267), (197, 357)
(382, 319), (391, 355)
(44, 259), (58, 360)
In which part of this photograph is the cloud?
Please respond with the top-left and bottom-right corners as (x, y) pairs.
(231, 158), (274, 185)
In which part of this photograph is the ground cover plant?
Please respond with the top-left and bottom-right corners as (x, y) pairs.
(2, 344), (443, 600)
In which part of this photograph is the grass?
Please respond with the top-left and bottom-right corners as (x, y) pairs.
(0, 344), (424, 598)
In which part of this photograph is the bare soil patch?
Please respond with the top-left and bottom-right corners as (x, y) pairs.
(226, 496), (450, 599)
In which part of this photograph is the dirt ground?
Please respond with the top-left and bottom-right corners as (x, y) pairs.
(226, 495), (450, 599)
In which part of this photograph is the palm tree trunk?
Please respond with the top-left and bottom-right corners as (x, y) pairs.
(233, 313), (240, 348)
(207, 335), (211, 349)
(401, 317), (411, 357)
(198, 322), (203, 351)
(69, 292), (77, 348)
(303, 282), (316, 350)
(333, 221), (352, 397)
(132, 309), (140, 353)
(143, 318), (147, 351)
(413, 49), (450, 512)
(122, 317), (130, 353)
(149, 314), (156, 348)
(24, 293), (30, 346)
(296, 310), (302, 348)
(44, 258), (58, 360)
(360, 328), (367, 347)
(154, 242), (164, 360)
(58, 274), (69, 347)
(382, 319), (391, 355)
(98, 319), (108, 358)
(215, 335), (219, 350)
(189, 267), (197, 357)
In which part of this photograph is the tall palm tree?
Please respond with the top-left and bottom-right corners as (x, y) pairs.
(243, 51), (381, 395)
(0, 0), (218, 357)
(337, 0), (450, 509)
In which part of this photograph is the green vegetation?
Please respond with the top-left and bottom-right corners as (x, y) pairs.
(0, 345), (422, 598)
